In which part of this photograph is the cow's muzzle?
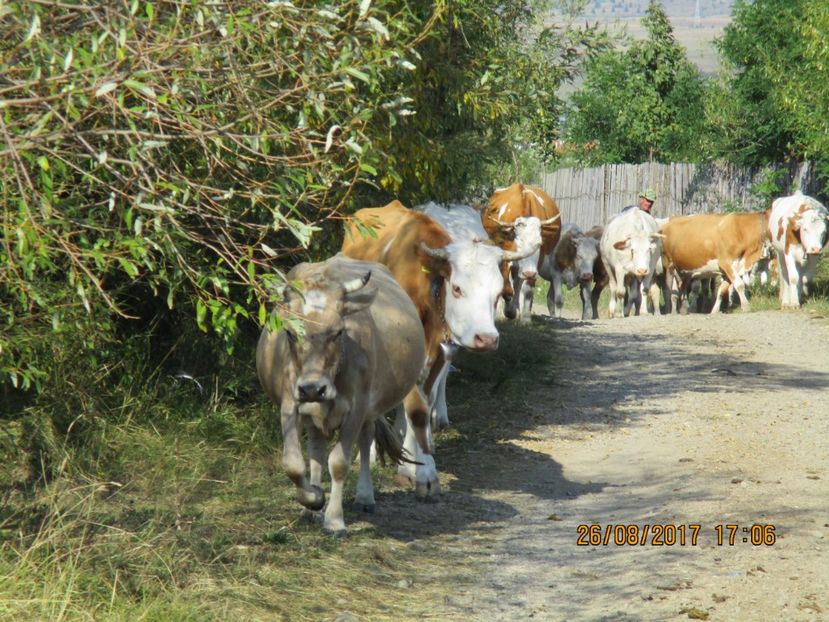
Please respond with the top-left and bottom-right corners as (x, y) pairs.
(807, 247), (822, 255)
(520, 269), (538, 280)
(473, 332), (499, 351)
(296, 378), (334, 402)
(579, 272), (593, 282)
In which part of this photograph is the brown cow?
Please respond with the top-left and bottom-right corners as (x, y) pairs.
(343, 200), (530, 497)
(661, 211), (771, 314)
(483, 183), (562, 322)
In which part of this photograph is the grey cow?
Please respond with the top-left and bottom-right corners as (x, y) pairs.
(256, 254), (430, 535)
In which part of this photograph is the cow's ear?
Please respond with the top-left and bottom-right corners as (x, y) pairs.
(416, 243), (451, 277)
(612, 238), (630, 250)
(341, 284), (377, 316)
(789, 214), (801, 231)
(340, 271), (376, 315)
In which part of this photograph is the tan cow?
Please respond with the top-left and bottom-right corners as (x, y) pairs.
(482, 183), (562, 322)
(256, 255), (429, 535)
(661, 211), (771, 314)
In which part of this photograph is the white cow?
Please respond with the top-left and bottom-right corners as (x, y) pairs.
(417, 201), (540, 429)
(768, 192), (828, 309)
(600, 208), (664, 318)
(540, 223), (605, 320)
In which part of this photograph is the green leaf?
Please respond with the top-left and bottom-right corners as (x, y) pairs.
(196, 299), (207, 332)
(123, 79), (156, 99)
(344, 67), (371, 83)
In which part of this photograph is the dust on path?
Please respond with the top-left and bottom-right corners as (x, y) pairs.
(431, 311), (829, 622)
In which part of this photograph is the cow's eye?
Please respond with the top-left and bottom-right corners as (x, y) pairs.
(452, 284), (463, 298)
(331, 328), (344, 341)
(285, 330), (297, 343)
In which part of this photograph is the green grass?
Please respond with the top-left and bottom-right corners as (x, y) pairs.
(1, 407), (468, 621)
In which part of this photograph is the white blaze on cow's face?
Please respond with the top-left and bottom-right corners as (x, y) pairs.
(613, 233), (662, 277)
(574, 236), (600, 282)
(511, 216), (543, 279)
(442, 240), (504, 351)
(794, 208), (829, 254)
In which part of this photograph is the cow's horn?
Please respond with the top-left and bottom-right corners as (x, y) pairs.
(419, 242), (449, 260)
(539, 214), (561, 225)
(342, 270), (371, 293)
(491, 217), (515, 229)
(502, 240), (541, 262)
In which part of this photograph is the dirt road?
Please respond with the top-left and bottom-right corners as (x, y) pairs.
(379, 310), (829, 621)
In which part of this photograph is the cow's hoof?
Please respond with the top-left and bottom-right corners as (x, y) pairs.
(354, 502), (376, 514)
(431, 416), (452, 432)
(415, 479), (441, 502)
(393, 473), (415, 489)
(299, 485), (325, 511)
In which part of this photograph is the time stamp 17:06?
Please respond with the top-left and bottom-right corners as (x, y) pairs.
(576, 524), (777, 547)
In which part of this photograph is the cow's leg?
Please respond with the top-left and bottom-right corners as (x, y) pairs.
(396, 388), (440, 500)
(590, 281), (603, 319)
(547, 273), (563, 317)
(670, 273), (683, 314)
(579, 281), (592, 320)
(281, 406), (325, 511)
(431, 365), (450, 430)
(503, 264), (519, 320)
(802, 254), (820, 300)
(519, 277), (535, 323)
(505, 265), (522, 320)
(606, 268), (622, 319)
(624, 277), (640, 317)
(709, 279), (729, 314)
(645, 277), (662, 316)
(323, 405), (362, 535)
(732, 276), (750, 311)
(778, 251), (800, 308)
(354, 420), (376, 513)
(307, 424), (326, 491)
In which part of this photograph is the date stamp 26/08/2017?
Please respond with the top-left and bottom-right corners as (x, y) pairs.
(576, 523), (777, 547)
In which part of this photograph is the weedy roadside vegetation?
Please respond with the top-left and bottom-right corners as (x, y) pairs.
(0, 330), (469, 621)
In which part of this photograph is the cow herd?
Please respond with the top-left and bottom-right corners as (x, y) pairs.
(256, 183), (829, 535)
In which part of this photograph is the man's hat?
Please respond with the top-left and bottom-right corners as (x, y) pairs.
(639, 188), (657, 202)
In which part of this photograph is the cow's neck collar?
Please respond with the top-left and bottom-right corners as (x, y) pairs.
(430, 276), (441, 301)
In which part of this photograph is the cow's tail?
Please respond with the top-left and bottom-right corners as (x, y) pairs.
(374, 415), (419, 466)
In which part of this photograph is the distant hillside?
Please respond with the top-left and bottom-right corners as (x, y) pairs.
(581, 0), (733, 19)
(553, 0), (735, 76)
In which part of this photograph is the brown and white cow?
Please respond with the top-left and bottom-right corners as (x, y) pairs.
(768, 192), (829, 309)
(483, 183), (562, 322)
(660, 211), (771, 314)
(256, 255), (429, 535)
(540, 223), (607, 320)
(342, 201), (533, 497)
